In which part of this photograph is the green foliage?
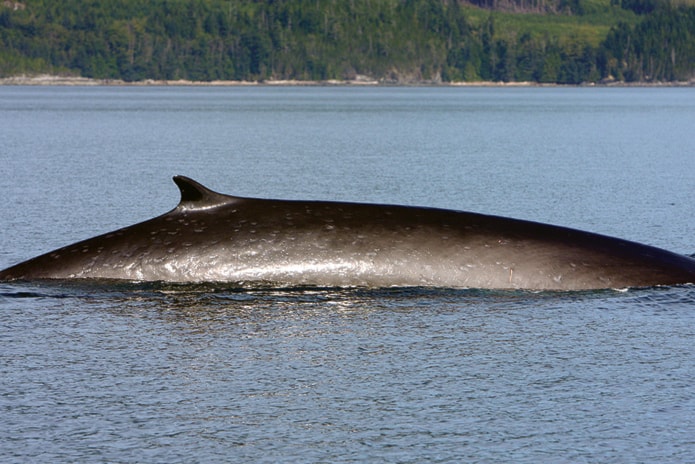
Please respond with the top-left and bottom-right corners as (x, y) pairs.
(601, 4), (695, 80)
(0, 0), (692, 83)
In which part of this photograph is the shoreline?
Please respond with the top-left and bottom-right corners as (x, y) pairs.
(1, 74), (693, 87)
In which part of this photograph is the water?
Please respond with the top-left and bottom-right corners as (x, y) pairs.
(1, 86), (695, 462)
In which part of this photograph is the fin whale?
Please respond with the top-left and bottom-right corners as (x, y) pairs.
(1, 176), (694, 290)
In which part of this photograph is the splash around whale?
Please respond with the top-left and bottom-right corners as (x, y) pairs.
(1, 176), (694, 291)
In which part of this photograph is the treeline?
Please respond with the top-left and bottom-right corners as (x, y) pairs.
(465, 0), (584, 13)
(601, 5), (695, 81)
(0, 0), (693, 84)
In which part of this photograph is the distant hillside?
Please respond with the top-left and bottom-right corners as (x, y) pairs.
(0, 0), (693, 83)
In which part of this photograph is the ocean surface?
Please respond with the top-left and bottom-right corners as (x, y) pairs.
(1, 86), (694, 462)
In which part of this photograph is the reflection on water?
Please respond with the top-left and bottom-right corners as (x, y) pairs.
(3, 279), (694, 317)
(3, 280), (694, 462)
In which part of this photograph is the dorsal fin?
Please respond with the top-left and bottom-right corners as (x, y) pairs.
(173, 176), (235, 210)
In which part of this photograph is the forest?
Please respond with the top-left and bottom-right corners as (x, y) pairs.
(0, 0), (693, 84)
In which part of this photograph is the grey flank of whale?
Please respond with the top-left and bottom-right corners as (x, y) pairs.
(1, 176), (694, 290)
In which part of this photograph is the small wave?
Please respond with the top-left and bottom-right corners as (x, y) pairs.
(0, 290), (71, 299)
(2, 279), (693, 309)
(618, 283), (695, 307)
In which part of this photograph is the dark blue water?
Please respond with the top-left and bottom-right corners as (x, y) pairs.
(1, 86), (694, 462)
